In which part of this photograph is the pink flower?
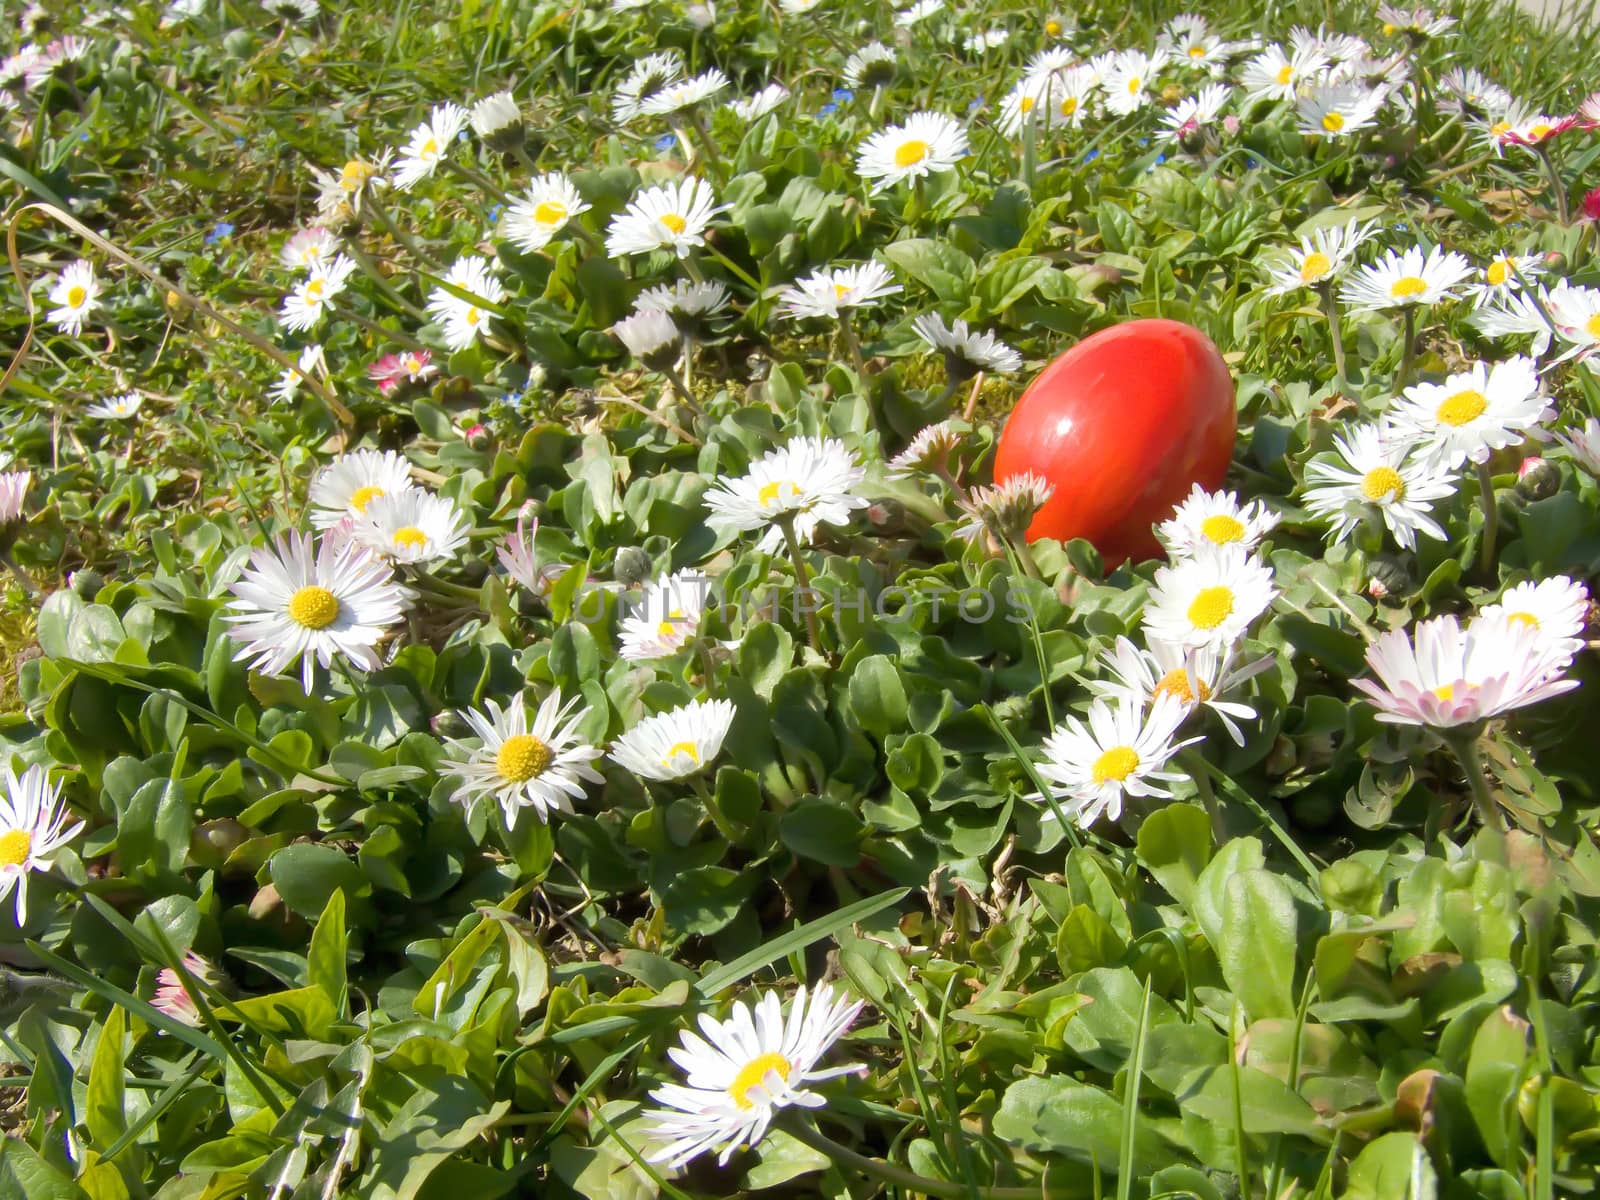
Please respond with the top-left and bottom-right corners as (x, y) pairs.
(1580, 91), (1600, 129)
(1518, 456), (1547, 479)
(1497, 114), (1579, 148)
(496, 508), (543, 594)
(152, 951), (217, 1029)
(1583, 188), (1600, 222)
(367, 349), (438, 395)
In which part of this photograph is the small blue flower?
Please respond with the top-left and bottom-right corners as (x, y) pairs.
(1083, 147), (1100, 162)
(504, 388), (525, 407)
(205, 222), (234, 245)
(1154, 152), (1166, 164)
(654, 133), (677, 152)
(1393, 221), (1409, 231)
(1137, 136), (1149, 147)
(818, 102), (838, 116)
(234, 136), (246, 147)
(78, 132), (89, 142)
(832, 86), (853, 102)
(1245, 155), (1259, 168)
(488, 204), (503, 224)
(967, 96), (983, 113)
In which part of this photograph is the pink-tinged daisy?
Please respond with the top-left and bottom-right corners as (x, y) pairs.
(1496, 113), (1578, 149)
(367, 349), (438, 395)
(0, 764), (83, 924)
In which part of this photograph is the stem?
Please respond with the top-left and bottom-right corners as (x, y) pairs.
(685, 107), (729, 187)
(1535, 144), (1571, 226)
(1319, 283), (1349, 396)
(1185, 749), (1226, 845)
(1476, 461), (1499, 577)
(776, 513), (823, 655)
(333, 303), (430, 353)
(961, 370), (986, 421)
(365, 191), (445, 271)
(1443, 728), (1507, 868)
(837, 309), (867, 379)
(0, 548), (39, 597)
(343, 241), (428, 321)
(446, 158), (516, 208)
(784, 1120), (1071, 1200)
(687, 772), (742, 846)
(1397, 306), (1417, 391)
(661, 368), (706, 419)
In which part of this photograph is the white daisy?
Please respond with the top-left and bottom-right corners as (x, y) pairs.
(604, 177), (726, 260)
(1438, 68), (1514, 119)
(1297, 81), (1384, 137)
(911, 313), (1021, 376)
(634, 279), (732, 321)
(1475, 576), (1589, 672)
(502, 173), (590, 254)
(279, 254), (356, 333)
(1302, 423), (1456, 550)
(843, 43), (896, 90)
(702, 435), (869, 554)
(894, 0), (943, 27)
(308, 449), (417, 529)
(1465, 252), (1546, 310)
(962, 29), (1008, 53)
(1471, 289), (1555, 358)
(612, 52), (685, 124)
(1091, 635), (1272, 747)
(730, 83), (790, 122)
(610, 698), (736, 781)
(426, 255), (507, 351)
(1241, 43), (1327, 103)
(438, 691), (604, 825)
(1383, 356), (1551, 469)
(310, 153), (391, 224)
(496, 509), (543, 595)
(618, 570), (713, 660)
(1156, 483), (1279, 558)
(642, 984), (866, 1169)
(640, 68), (729, 117)
(392, 102), (468, 191)
(86, 391), (143, 420)
(469, 91), (523, 146)
(953, 472), (1053, 541)
(354, 488), (472, 565)
(1494, 113), (1577, 151)
(223, 530), (409, 692)
(0, 472), (29, 525)
(1377, 5), (1456, 38)
(46, 259), (100, 336)
(1353, 614), (1576, 728)
(854, 111), (969, 193)
(1159, 83), (1231, 140)
(1339, 245), (1475, 313)
(1260, 217), (1378, 295)
(1143, 545), (1278, 651)
(1103, 49), (1169, 116)
(1043, 66), (1097, 127)
(272, 343), (328, 406)
(0, 765), (83, 925)
(1555, 416), (1600, 476)
(1030, 693), (1199, 828)
(995, 72), (1056, 138)
(887, 421), (961, 476)
(611, 309), (681, 367)
(775, 262), (900, 321)
(1542, 283), (1600, 365)
(280, 227), (340, 273)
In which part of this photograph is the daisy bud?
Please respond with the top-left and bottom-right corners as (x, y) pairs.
(69, 569), (104, 599)
(1583, 187), (1600, 222)
(191, 818), (247, 864)
(611, 310), (682, 373)
(1515, 456), (1559, 501)
(469, 90), (526, 154)
(432, 710), (471, 739)
(686, 2), (714, 27)
(1223, 114), (1241, 135)
(1366, 555), (1411, 603)
(613, 546), (655, 586)
(465, 423), (493, 452)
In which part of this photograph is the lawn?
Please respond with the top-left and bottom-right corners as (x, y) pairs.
(1, 0), (1600, 1196)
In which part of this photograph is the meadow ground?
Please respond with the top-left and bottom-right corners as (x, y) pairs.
(2, 0), (1600, 1197)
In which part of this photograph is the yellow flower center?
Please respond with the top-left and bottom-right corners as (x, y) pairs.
(1126, 76), (1142, 95)
(287, 585), (340, 630)
(1019, 96), (1036, 113)
(1530, 122), (1551, 139)
(534, 200), (568, 225)
(401, 354), (423, 372)
(1360, 466), (1406, 502)
(1585, 314), (1600, 340)
(1275, 64), (1294, 85)
(728, 1052), (793, 1110)
(0, 829), (32, 869)
(1431, 683), (1456, 701)
(1389, 275), (1428, 299)
(67, 285), (86, 308)
(349, 485), (384, 513)
(1509, 610), (1540, 628)
(655, 608), (688, 640)
(660, 213), (687, 234)
(495, 733), (553, 783)
(1299, 252), (1332, 283)
(1154, 668), (1213, 704)
(1486, 260), (1509, 286)
(1187, 586), (1235, 631)
(1322, 112), (1346, 133)
(1382, 21), (1397, 34)
(663, 740), (700, 768)
(759, 480), (799, 508)
(1060, 97), (1078, 116)
(306, 279), (325, 299)
(1189, 45), (1206, 57)
(894, 139), (929, 167)
(420, 136), (439, 158)
(465, 307), (482, 326)
(1490, 120), (1511, 137)
(1435, 389), (1487, 427)
(1200, 514), (1246, 544)
(1091, 745), (1140, 783)
(340, 160), (376, 192)
(1045, 19), (1061, 35)
(392, 525), (428, 551)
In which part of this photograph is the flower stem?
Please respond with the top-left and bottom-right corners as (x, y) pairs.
(785, 1121), (1071, 1200)
(837, 309), (868, 379)
(1535, 144), (1571, 225)
(776, 513), (823, 655)
(1476, 461), (1500, 577)
(661, 368), (707, 420)
(365, 193), (445, 272)
(687, 772), (742, 846)
(1319, 282), (1349, 396)
(344, 241), (428, 321)
(1442, 728), (1507, 868)
(961, 370), (986, 421)
(446, 158), (516, 209)
(1397, 306), (1417, 391)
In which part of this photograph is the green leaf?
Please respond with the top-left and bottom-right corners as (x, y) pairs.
(85, 1006), (127, 1151)
(1219, 869), (1299, 1020)
(306, 889), (347, 1013)
(1193, 836), (1265, 958)
(1465, 1006), (1532, 1169)
(1135, 803), (1212, 908)
(697, 887), (909, 997)
(993, 1077), (1166, 1173)
(777, 797), (866, 867)
(0, 1136), (86, 1200)
(268, 843), (369, 919)
(847, 655), (908, 737)
(1341, 1132), (1438, 1200)
(1176, 1064), (1328, 1140)
(881, 239), (976, 302)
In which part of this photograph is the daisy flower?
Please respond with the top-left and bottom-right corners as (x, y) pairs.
(1043, 66), (1097, 127)
(280, 227), (340, 272)
(1382, 356), (1550, 469)
(271, 344), (328, 406)
(611, 309), (681, 369)
(887, 421), (961, 477)
(894, 0), (943, 28)
(1026, 47), (1078, 77)
(0, 472), (30, 525)
(996, 72), (1056, 138)
(776, 262), (901, 321)
(1438, 68), (1514, 119)
(1159, 83), (1231, 140)
(1471, 289), (1556, 358)
(1091, 635), (1272, 747)
(308, 448), (417, 530)
(367, 349), (437, 395)
(496, 508), (546, 595)
(1156, 483), (1279, 558)
(354, 488), (472, 565)
(1555, 416), (1600, 476)
(1302, 423), (1456, 550)
(1339, 245), (1474, 313)
(1143, 545), (1278, 651)
(310, 153), (392, 224)
(469, 91), (524, 150)
(640, 68), (729, 117)
(46, 259), (100, 336)
(440, 690), (604, 825)
(1475, 576), (1589, 671)
(730, 83), (790, 122)
(151, 951), (221, 1029)
(618, 570), (713, 660)
(643, 983), (867, 1169)
(1260, 217), (1377, 295)
(953, 472), (1053, 541)
(610, 698), (736, 781)
(854, 111), (968, 193)
(1377, 5), (1456, 39)
(1241, 43), (1328, 103)
(634, 279), (732, 323)
(1030, 693), (1199, 828)
(86, 391), (143, 420)
(426, 255), (506, 351)
(702, 436), (869, 554)
(843, 43), (896, 90)
(223, 530), (409, 692)
(612, 51), (684, 124)
(1103, 49), (1169, 116)
(1468, 253), (1545, 308)
(911, 313), (1021, 377)
(1545, 283), (1600, 364)
(392, 102), (468, 190)
(1297, 81), (1384, 137)
(502, 173), (590, 254)
(279, 254), (356, 333)
(1353, 614), (1576, 728)
(963, 29), (1009, 53)
(605, 177), (725, 260)
(0, 765), (83, 924)
(1496, 113), (1579, 150)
